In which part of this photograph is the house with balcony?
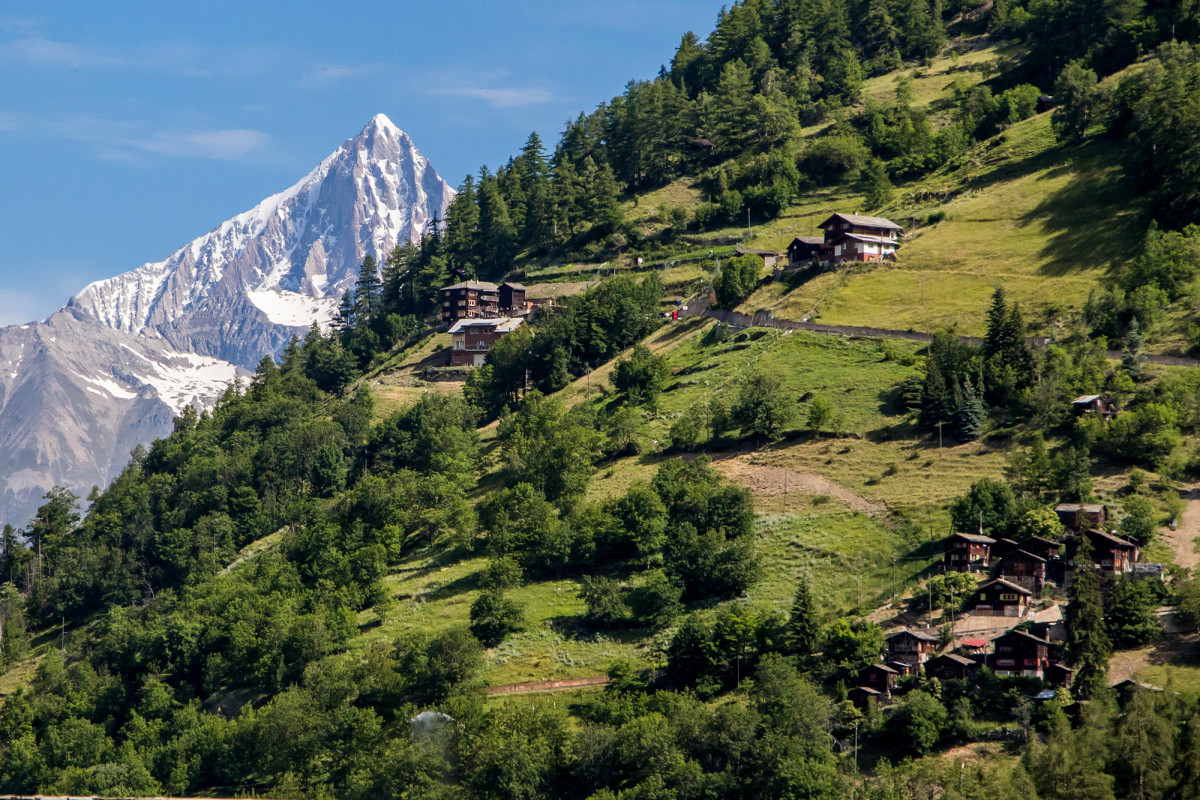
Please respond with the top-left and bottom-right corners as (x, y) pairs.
(990, 629), (1051, 679)
(943, 532), (996, 572)
(886, 629), (939, 669)
(439, 280), (500, 323)
(447, 317), (523, 367)
(817, 212), (902, 265)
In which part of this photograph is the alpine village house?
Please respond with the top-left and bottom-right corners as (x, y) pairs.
(787, 212), (903, 267)
(439, 281), (531, 367)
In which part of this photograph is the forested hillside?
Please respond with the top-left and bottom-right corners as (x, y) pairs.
(8, 0), (1200, 798)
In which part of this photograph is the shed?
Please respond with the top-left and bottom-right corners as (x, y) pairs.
(848, 685), (881, 710)
(857, 663), (898, 697)
(735, 248), (781, 269)
(926, 653), (979, 681)
(1071, 394), (1119, 420)
(787, 236), (825, 266)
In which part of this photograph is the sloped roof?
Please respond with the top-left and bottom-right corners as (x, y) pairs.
(500, 281), (527, 291)
(819, 212), (903, 230)
(850, 685), (881, 695)
(831, 232), (901, 246)
(948, 532), (996, 544)
(887, 628), (939, 643)
(931, 653), (976, 667)
(1083, 528), (1137, 549)
(440, 280), (499, 292)
(994, 628), (1050, 646)
(1001, 549), (1046, 564)
(1072, 395), (1102, 404)
(1056, 502), (1105, 513)
(862, 662), (899, 674)
(447, 317), (524, 334)
(790, 235), (825, 245)
(976, 578), (1033, 596)
(961, 638), (989, 648)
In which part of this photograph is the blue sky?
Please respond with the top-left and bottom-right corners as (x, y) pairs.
(0, 1), (720, 325)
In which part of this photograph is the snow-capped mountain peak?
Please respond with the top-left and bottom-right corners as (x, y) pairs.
(68, 115), (454, 361)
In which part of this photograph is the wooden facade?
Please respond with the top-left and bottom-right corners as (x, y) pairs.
(1054, 503), (1108, 532)
(991, 629), (1051, 678)
(439, 281), (500, 323)
(857, 663), (898, 697)
(786, 236), (824, 266)
(943, 532), (996, 572)
(1069, 528), (1138, 574)
(817, 213), (902, 265)
(925, 653), (979, 681)
(1072, 394), (1119, 421)
(972, 578), (1032, 617)
(886, 629), (939, 667)
(998, 549), (1047, 592)
(498, 282), (528, 315)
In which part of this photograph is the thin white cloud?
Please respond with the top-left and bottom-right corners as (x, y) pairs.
(120, 129), (271, 161)
(0, 35), (125, 68)
(438, 86), (554, 108)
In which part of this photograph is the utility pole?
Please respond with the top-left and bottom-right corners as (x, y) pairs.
(854, 723), (860, 773)
(892, 557), (898, 605)
(747, 208), (752, 239)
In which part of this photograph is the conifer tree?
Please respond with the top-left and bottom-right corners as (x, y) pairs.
(1172, 712), (1200, 800)
(1066, 535), (1112, 699)
(1122, 317), (1147, 381)
(1115, 688), (1174, 800)
(785, 576), (819, 655)
(955, 376), (985, 441)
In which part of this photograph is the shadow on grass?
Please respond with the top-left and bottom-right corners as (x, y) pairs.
(1015, 140), (1147, 279)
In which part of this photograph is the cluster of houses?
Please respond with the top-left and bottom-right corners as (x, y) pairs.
(850, 624), (1071, 708)
(849, 499), (1159, 708)
(942, 502), (1148, 617)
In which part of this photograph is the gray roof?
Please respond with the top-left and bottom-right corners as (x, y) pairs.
(1001, 549), (1046, 564)
(440, 280), (499, 292)
(995, 628), (1050, 646)
(932, 653), (976, 666)
(1056, 503), (1105, 513)
(887, 628), (939, 643)
(820, 212), (903, 231)
(791, 236), (825, 245)
(1083, 528), (1136, 548)
(948, 532), (996, 544)
(1072, 395), (1102, 404)
(501, 282), (527, 290)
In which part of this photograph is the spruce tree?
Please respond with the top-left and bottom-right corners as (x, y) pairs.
(1115, 688), (1174, 800)
(955, 377), (985, 441)
(1122, 317), (1147, 382)
(1066, 534), (1112, 699)
(786, 577), (819, 655)
(1172, 712), (1200, 800)
(983, 286), (1009, 360)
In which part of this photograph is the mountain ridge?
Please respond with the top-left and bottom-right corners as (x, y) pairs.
(0, 114), (454, 526)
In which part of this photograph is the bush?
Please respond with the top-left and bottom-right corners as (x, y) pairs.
(629, 570), (683, 628)
(580, 575), (629, 628)
(887, 691), (948, 755)
(468, 590), (526, 647)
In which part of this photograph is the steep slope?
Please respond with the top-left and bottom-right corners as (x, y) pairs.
(0, 114), (454, 526)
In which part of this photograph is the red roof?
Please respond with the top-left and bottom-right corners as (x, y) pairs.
(962, 638), (988, 648)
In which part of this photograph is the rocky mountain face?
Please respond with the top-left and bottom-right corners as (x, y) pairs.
(0, 114), (454, 526)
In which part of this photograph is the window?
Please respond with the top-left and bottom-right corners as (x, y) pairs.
(1000, 593), (1018, 601)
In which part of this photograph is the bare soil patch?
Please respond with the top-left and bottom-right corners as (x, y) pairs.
(1166, 485), (1200, 571)
(712, 454), (886, 515)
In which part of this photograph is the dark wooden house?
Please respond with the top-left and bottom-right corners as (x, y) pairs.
(1069, 528), (1138, 574)
(973, 578), (1032, 617)
(439, 280), (500, 323)
(787, 236), (825, 266)
(1054, 503), (1108, 532)
(817, 213), (902, 265)
(857, 663), (898, 697)
(997, 549), (1047, 592)
(926, 653), (979, 681)
(498, 282), (528, 315)
(1072, 394), (1119, 420)
(991, 629), (1051, 678)
(944, 532), (996, 572)
(886, 629), (939, 667)
(848, 685), (881, 710)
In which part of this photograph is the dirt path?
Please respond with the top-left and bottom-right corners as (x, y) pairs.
(487, 676), (610, 696)
(712, 455), (886, 515)
(1166, 486), (1200, 571)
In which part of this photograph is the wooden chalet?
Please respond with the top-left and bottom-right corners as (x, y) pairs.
(886, 628), (939, 667)
(973, 578), (1032, 617)
(817, 213), (902, 265)
(439, 280), (500, 323)
(925, 653), (979, 681)
(992, 538), (1020, 560)
(498, 282), (528, 315)
(857, 663), (898, 697)
(447, 317), (524, 367)
(943, 532), (995, 572)
(1071, 394), (1119, 421)
(848, 685), (881, 710)
(786, 236), (825, 266)
(735, 248), (781, 269)
(997, 549), (1047, 592)
(1068, 528), (1138, 573)
(1054, 503), (1108, 532)
(991, 629), (1051, 678)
